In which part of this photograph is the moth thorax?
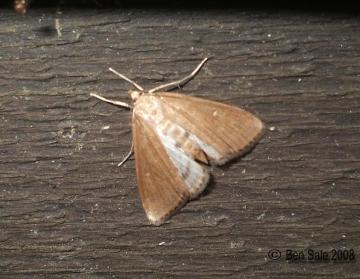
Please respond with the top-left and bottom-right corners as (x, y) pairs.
(129, 90), (142, 102)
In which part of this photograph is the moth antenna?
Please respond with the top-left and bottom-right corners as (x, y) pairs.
(148, 57), (209, 93)
(118, 142), (134, 167)
(109, 67), (144, 92)
(90, 93), (132, 109)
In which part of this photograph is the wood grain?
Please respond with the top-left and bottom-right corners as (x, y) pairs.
(0, 8), (359, 278)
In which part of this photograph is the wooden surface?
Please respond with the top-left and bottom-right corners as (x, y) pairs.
(1, 8), (360, 278)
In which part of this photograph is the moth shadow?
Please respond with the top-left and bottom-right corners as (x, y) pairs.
(197, 146), (258, 199)
(36, 25), (57, 37)
(217, 146), (257, 171)
(198, 174), (215, 198)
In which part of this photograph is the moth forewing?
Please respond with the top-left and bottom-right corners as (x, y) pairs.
(132, 113), (191, 225)
(144, 92), (264, 166)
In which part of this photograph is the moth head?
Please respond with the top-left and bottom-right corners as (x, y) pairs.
(129, 90), (143, 102)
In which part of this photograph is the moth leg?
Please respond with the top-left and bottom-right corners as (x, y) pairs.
(148, 57), (209, 93)
(118, 142), (134, 167)
(90, 92), (133, 166)
(90, 93), (132, 109)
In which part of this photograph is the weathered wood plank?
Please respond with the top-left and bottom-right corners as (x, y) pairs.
(0, 8), (359, 278)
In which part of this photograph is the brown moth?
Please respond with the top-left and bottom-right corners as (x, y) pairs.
(91, 58), (264, 225)
(14, 0), (29, 14)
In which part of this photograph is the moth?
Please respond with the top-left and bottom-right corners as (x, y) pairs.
(14, 0), (29, 14)
(91, 58), (264, 225)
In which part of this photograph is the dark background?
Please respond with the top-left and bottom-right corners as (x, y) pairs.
(1, 2), (359, 278)
(4, 0), (360, 11)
